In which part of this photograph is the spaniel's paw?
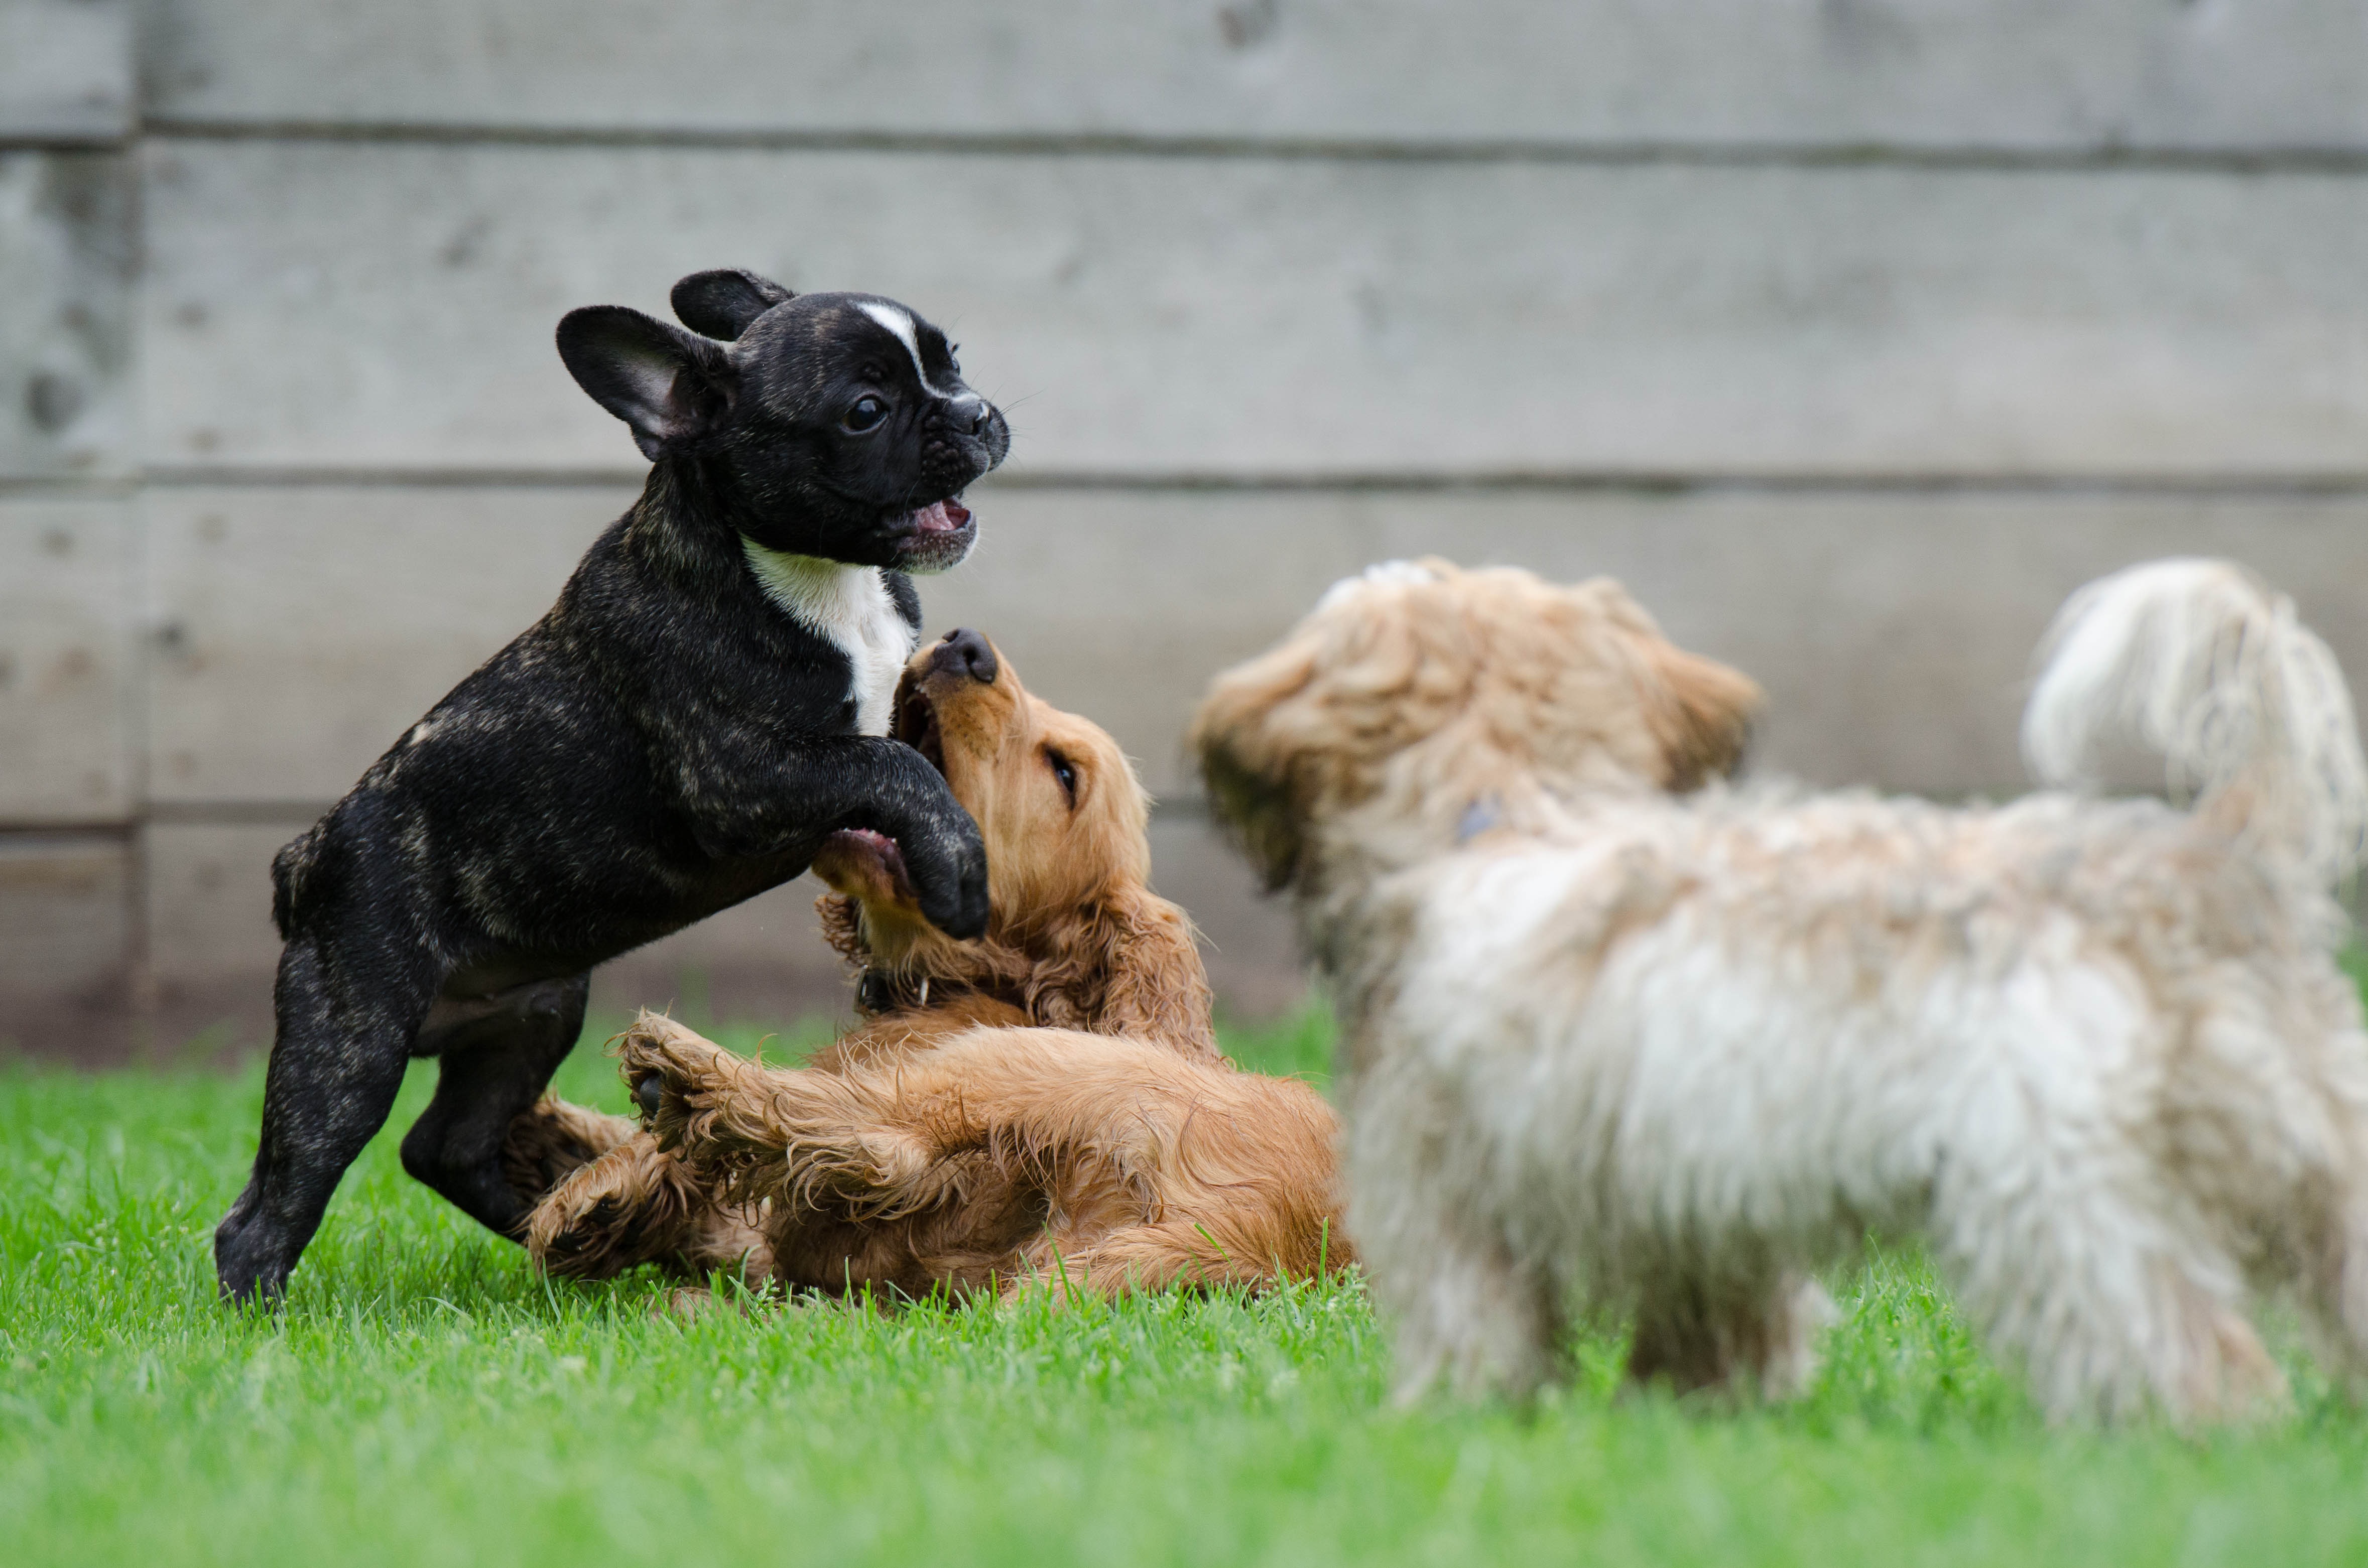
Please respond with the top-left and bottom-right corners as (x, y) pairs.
(525, 1135), (698, 1281)
(614, 1011), (741, 1141)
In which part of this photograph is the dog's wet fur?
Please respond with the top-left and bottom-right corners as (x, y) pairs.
(213, 269), (1010, 1303)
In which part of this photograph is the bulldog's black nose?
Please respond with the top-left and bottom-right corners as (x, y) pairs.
(968, 403), (994, 436)
(933, 627), (996, 685)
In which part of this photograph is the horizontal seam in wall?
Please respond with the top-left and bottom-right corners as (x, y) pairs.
(0, 477), (142, 498)
(132, 119), (2368, 175)
(0, 132), (132, 153)
(131, 466), (2368, 498)
(0, 823), (137, 841)
(143, 803), (328, 827)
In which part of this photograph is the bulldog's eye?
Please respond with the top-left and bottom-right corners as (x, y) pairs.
(1046, 748), (1077, 807)
(843, 395), (889, 433)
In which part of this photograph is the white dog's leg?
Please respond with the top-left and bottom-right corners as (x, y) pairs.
(1349, 1068), (1560, 1404)
(2294, 1184), (2368, 1399)
(1627, 1269), (1834, 1401)
(1942, 1180), (2282, 1424)
(1383, 1224), (1561, 1406)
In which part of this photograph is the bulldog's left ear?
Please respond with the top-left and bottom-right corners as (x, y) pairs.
(670, 269), (795, 342)
(556, 305), (739, 460)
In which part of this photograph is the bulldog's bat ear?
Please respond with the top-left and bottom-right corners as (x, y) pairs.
(556, 305), (738, 460)
(670, 269), (796, 341)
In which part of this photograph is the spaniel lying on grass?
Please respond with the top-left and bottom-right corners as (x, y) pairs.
(503, 629), (1346, 1301)
(1194, 558), (2368, 1424)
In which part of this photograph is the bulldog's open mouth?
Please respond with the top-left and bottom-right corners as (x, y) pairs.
(890, 497), (977, 575)
(909, 498), (971, 535)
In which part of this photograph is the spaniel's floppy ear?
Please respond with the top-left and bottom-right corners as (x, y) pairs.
(1026, 886), (1220, 1061)
(1640, 638), (1762, 791)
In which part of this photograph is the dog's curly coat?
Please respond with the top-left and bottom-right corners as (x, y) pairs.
(1193, 556), (2368, 1422)
(504, 630), (1346, 1299)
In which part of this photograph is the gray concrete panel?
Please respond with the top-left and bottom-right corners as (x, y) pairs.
(0, 832), (131, 1054)
(0, 152), (133, 476)
(142, 1), (2368, 152)
(0, 499), (134, 823)
(141, 143), (2368, 480)
(0, 1), (133, 142)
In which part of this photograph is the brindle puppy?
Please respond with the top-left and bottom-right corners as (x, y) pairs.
(214, 270), (1008, 1303)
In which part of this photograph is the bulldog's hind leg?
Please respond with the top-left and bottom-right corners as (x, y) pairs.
(214, 938), (434, 1303)
(402, 973), (590, 1237)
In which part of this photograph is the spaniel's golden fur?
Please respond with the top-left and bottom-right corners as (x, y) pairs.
(1195, 557), (2368, 1423)
(504, 631), (1345, 1299)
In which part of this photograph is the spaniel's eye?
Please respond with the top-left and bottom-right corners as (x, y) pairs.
(843, 395), (889, 433)
(1046, 749), (1077, 806)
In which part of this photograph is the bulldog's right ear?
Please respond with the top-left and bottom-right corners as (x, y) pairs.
(556, 305), (737, 460)
(670, 269), (795, 341)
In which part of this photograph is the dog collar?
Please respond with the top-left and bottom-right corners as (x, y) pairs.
(854, 968), (971, 1016)
(1456, 795), (1505, 843)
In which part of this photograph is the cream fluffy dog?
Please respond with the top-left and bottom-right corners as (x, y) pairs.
(1192, 557), (2368, 1422)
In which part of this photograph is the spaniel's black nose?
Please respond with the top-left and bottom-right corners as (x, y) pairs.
(933, 626), (997, 684)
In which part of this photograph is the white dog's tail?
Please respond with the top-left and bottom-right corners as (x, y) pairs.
(2023, 558), (2368, 886)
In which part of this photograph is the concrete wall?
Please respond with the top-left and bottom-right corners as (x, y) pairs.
(5, 2), (2366, 1058)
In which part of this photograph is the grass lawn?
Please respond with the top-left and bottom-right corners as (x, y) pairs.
(11, 999), (2368, 1567)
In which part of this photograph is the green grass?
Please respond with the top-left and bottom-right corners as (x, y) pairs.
(11, 1006), (2368, 1565)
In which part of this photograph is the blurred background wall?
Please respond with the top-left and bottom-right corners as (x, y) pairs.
(4, 0), (2366, 1058)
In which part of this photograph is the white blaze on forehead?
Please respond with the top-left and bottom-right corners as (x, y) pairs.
(1316, 559), (1443, 613)
(854, 300), (969, 401)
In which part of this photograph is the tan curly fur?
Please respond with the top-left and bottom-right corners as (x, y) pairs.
(1193, 557), (2368, 1424)
(620, 1011), (1346, 1299)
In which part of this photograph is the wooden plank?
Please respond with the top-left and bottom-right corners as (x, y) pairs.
(145, 482), (2368, 806)
(926, 487), (2368, 801)
(0, 1), (133, 142)
(0, 499), (133, 823)
(141, 143), (2368, 481)
(1148, 815), (1305, 1019)
(143, 485), (634, 804)
(0, 834), (131, 1035)
(142, 0), (2368, 152)
(143, 821), (288, 993)
(0, 152), (133, 476)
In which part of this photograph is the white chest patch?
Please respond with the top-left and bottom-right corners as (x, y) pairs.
(741, 541), (918, 736)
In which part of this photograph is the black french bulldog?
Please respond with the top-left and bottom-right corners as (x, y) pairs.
(213, 269), (1009, 1303)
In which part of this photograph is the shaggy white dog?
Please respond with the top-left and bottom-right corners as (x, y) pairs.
(1192, 558), (2368, 1422)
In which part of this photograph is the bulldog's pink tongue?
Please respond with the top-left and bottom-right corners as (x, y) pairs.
(912, 499), (971, 534)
